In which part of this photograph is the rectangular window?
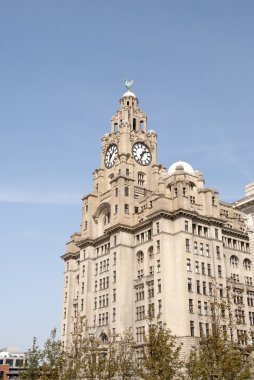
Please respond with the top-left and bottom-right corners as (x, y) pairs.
(204, 302), (208, 315)
(124, 204), (129, 214)
(215, 228), (219, 239)
(157, 260), (161, 273)
(190, 321), (195, 336)
(156, 240), (160, 253)
(209, 282), (212, 296)
(206, 244), (210, 257)
(158, 279), (162, 293)
(148, 281), (154, 298)
(195, 261), (199, 274)
(186, 239), (190, 252)
(156, 222), (160, 233)
(203, 281), (206, 295)
(200, 243), (204, 256)
(218, 265), (222, 278)
(198, 300), (202, 315)
(188, 278), (192, 292)
(158, 299), (162, 314)
(125, 187), (129, 196)
(196, 280), (201, 294)
(138, 173), (145, 187)
(112, 308), (116, 322)
(216, 246), (221, 259)
(207, 263), (211, 277)
(115, 205), (118, 214)
(190, 196), (195, 204)
(189, 299), (193, 313)
(113, 270), (116, 283)
(185, 221), (189, 233)
(201, 262), (205, 275)
(194, 241), (198, 254)
(187, 259), (191, 271)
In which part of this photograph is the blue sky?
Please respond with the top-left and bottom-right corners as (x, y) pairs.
(0, 0), (253, 350)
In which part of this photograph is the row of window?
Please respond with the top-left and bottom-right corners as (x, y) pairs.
(137, 261), (161, 279)
(187, 259), (222, 278)
(114, 186), (130, 197)
(189, 299), (211, 316)
(95, 308), (116, 326)
(188, 278), (220, 296)
(96, 243), (110, 257)
(231, 273), (253, 285)
(94, 289), (116, 309)
(95, 259), (109, 275)
(136, 301), (162, 321)
(223, 237), (249, 252)
(135, 280), (162, 301)
(135, 229), (152, 244)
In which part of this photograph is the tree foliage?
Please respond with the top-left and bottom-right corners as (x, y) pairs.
(138, 318), (184, 380)
(186, 280), (253, 380)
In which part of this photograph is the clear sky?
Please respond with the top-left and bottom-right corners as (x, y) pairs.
(0, 0), (253, 351)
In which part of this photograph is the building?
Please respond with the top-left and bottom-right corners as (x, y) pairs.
(61, 85), (253, 354)
(234, 182), (254, 283)
(0, 349), (25, 380)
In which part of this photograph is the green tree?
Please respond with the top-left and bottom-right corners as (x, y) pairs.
(40, 328), (65, 380)
(185, 280), (253, 380)
(63, 316), (87, 380)
(21, 337), (42, 380)
(138, 318), (183, 380)
(116, 328), (137, 379)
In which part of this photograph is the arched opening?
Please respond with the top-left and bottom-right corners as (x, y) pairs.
(230, 255), (239, 268)
(100, 333), (108, 344)
(243, 258), (251, 271)
(133, 118), (136, 131)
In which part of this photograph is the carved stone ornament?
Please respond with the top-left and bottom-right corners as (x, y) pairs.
(244, 214), (254, 234)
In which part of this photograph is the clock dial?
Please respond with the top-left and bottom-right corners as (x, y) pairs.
(132, 142), (152, 166)
(105, 144), (118, 169)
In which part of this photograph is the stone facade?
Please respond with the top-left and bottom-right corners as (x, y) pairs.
(61, 89), (253, 354)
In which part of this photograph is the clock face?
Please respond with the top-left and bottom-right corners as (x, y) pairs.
(105, 144), (118, 169)
(132, 142), (152, 166)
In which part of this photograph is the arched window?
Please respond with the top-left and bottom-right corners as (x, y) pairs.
(137, 251), (144, 264)
(103, 212), (110, 225)
(100, 333), (108, 344)
(243, 258), (251, 271)
(230, 255), (239, 268)
(148, 246), (154, 259)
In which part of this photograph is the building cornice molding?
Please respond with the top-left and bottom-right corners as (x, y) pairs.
(222, 227), (248, 240)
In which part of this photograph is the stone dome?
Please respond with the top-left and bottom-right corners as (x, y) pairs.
(122, 91), (136, 98)
(168, 161), (194, 175)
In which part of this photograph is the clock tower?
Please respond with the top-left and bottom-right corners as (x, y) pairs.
(61, 83), (251, 356)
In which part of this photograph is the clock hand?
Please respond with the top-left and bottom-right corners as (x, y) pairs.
(140, 150), (146, 159)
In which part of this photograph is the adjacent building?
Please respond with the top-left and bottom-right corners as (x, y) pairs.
(0, 349), (25, 380)
(61, 86), (254, 354)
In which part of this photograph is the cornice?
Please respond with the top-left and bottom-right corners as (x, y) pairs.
(61, 252), (76, 261)
(222, 227), (248, 240)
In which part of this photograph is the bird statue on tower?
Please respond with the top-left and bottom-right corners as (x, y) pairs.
(125, 79), (135, 91)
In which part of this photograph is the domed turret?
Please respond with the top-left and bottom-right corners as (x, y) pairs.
(168, 161), (194, 175)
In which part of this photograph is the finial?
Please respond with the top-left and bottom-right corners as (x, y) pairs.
(125, 79), (135, 92)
